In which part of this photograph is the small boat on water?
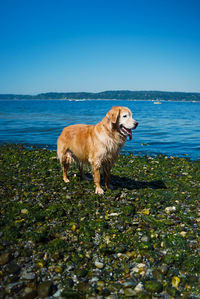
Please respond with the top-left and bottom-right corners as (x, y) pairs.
(153, 101), (162, 104)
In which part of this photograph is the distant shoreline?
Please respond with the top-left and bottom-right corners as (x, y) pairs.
(0, 98), (199, 103)
(0, 90), (200, 101)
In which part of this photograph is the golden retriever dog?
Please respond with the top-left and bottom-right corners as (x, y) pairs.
(57, 106), (138, 194)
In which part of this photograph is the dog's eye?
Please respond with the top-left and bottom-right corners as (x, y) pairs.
(123, 115), (128, 118)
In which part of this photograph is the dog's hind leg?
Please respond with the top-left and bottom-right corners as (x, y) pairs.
(62, 151), (73, 183)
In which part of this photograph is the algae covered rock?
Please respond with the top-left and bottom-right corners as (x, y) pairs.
(144, 280), (163, 293)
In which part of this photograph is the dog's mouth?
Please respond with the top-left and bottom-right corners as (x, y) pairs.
(120, 122), (138, 140)
(120, 125), (133, 140)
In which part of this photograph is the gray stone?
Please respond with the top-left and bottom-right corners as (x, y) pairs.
(5, 281), (24, 294)
(21, 272), (36, 280)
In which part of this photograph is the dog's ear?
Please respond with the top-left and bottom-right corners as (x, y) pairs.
(106, 107), (120, 123)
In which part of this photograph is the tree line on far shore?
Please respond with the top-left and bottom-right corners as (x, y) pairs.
(1, 90), (200, 101)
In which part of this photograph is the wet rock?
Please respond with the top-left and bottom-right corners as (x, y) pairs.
(6, 261), (21, 274)
(144, 280), (163, 293)
(131, 263), (146, 276)
(21, 271), (36, 280)
(158, 264), (168, 275)
(105, 295), (118, 299)
(64, 278), (74, 288)
(0, 290), (6, 299)
(141, 235), (149, 242)
(0, 252), (12, 266)
(21, 289), (37, 299)
(96, 280), (105, 290)
(134, 282), (144, 293)
(122, 281), (137, 288)
(37, 281), (53, 298)
(166, 287), (180, 297)
(61, 288), (82, 299)
(124, 288), (136, 296)
(5, 281), (24, 294)
(77, 282), (90, 292)
(165, 206), (176, 214)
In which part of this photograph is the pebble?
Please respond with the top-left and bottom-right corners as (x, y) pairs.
(90, 276), (99, 283)
(21, 208), (29, 214)
(21, 272), (36, 280)
(124, 288), (136, 296)
(0, 252), (11, 266)
(6, 261), (21, 274)
(53, 288), (62, 297)
(122, 281), (136, 288)
(131, 263), (146, 275)
(165, 206), (176, 214)
(141, 235), (149, 242)
(180, 231), (187, 237)
(21, 290), (38, 299)
(54, 266), (62, 273)
(5, 282), (24, 294)
(97, 280), (105, 290)
(134, 282), (144, 293)
(95, 261), (104, 269)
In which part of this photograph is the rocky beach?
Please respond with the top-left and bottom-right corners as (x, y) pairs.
(0, 145), (200, 298)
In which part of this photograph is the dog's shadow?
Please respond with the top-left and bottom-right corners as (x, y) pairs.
(110, 175), (167, 190)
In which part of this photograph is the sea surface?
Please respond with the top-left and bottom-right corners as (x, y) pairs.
(0, 99), (200, 160)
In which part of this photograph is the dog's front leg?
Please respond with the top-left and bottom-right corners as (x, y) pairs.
(92, 164), (104, 195)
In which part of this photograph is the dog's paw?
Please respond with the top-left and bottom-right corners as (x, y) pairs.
(95, 187), (104, 195)
(63, 177), (70, 183)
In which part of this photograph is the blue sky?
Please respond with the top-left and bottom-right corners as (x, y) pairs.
(0, 0), (200, 94)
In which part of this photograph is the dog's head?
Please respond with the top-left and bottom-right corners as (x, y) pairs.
(106, 106), (138, 140)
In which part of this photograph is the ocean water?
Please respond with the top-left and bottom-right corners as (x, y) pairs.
(0, 99), (200, 160)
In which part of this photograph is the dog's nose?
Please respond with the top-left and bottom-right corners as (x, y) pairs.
(134, 121), (138, 128)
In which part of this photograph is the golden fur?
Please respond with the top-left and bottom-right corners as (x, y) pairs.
(57, 106), (138, 194)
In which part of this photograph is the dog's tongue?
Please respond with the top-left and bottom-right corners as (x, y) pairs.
(127, 129), (132, 140)
(123, 127), (132, 140)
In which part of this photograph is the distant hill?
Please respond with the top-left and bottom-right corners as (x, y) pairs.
(0, 90), (200, 101)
